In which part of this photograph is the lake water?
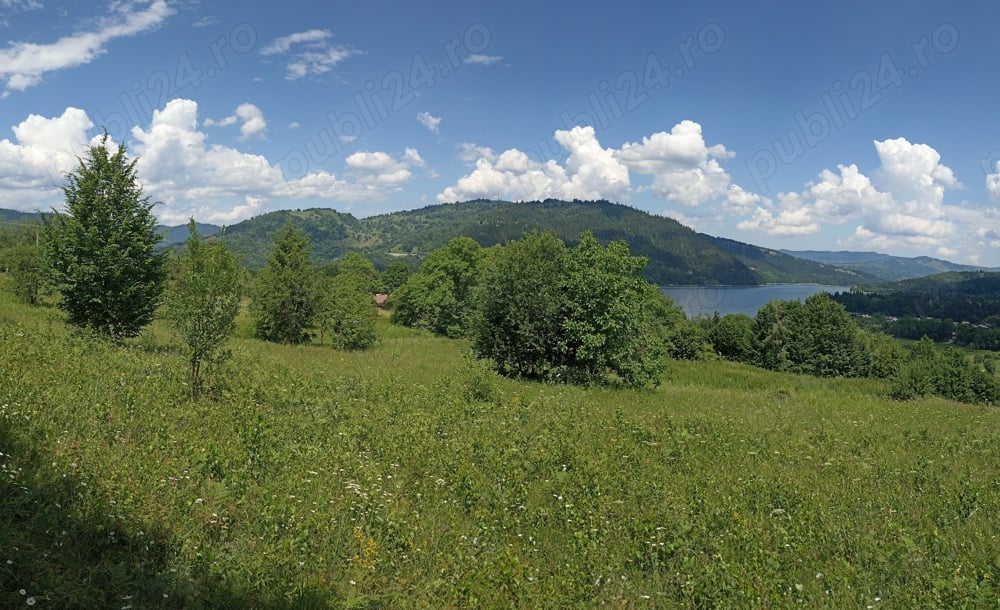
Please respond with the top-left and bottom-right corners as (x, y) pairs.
(661, 284), (852, 318)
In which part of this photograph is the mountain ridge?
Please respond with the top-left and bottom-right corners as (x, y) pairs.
(2, 201), (884, 286)
(782, 249), (994, 281)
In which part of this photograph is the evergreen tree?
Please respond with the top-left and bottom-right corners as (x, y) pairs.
(44, 134), (165, 338)
(251, 224), (318, 344)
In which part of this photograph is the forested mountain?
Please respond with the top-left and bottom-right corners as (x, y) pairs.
(783, 249), (991, 281)
(832, 271), (1000, 323)
(712, 238), (877, 285)
(217, 200), (879, 285)
(1, 200), (881, 285)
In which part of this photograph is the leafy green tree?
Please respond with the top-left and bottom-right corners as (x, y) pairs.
(753, 295), (868, 377)
(381, 260), (410, 294)
(754, 300), (801, 372)
(709, 313), (758, 364)
(44, 134), (166, 339)
(472, 231), (668, 387)
(325, 273), (377, 350)
(472, 231), (569, 379)
(561, 232), (667, 386)
(251, 224), (318, 344)
(865, 332), (907, 379)
(7, 241), (47, 305)
(163, 221), (243, 392)
(800, 293), (869, 377)
(334, 252), (380, 294)
(391, 236), (483, 337)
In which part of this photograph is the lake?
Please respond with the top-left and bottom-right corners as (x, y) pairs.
(661, 284), (852, 318)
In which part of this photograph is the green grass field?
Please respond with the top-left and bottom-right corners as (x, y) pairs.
(3, 288), (1000, 608)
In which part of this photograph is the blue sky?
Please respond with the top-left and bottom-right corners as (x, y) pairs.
(2, 1), (1000, 265)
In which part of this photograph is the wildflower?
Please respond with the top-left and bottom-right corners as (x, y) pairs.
(26, 598), (36, 606)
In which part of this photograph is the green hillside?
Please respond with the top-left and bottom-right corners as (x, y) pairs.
(712, 237), (878, 285)
(0, 200), (883, 286)
(220, 200), (876, 286)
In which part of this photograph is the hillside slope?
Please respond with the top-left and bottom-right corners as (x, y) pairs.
(223, 200), (876, 285)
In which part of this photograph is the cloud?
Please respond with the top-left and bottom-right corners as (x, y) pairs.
(987, 160), (1000, 201)
(728, 137), (999, 260)
(458, 142), (496, 163)
(616, 120), (733, 206)
(417, 112), (441, 135)
(0, 0), (173, 95)
(192, 16), (218, 28)
(438, 125), (630, 203)
(204, 103), (268, 140)
(0, 0), (42, 15)
(122, 98), (415, 224)
(345, 147), (425, 186)
(0, 107), (94, 211)
(440, 121), (733, 205)
(260, 29), (359, 80)
(464, 53), (503, 66)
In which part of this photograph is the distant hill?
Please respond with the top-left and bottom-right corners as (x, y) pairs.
(0, 200), (886, 286)
(782, 249), (990, 281)
(159, 222), (222, 245)
(220, 200), (877, 286)
(712, 238), (876, 286)
(832, 270), (1000, 323)
(0, 209), (220, 247)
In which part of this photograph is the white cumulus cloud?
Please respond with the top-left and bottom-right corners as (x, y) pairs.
(0, 107), (94, 210)
(204, 103), (268, 141)
(730, 137), (998, 261)
(438, 125), (633, 203)
(616, 120), (733, 206)
(439, 121), (734, 206)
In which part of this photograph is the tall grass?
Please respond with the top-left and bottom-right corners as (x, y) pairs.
(2, 291), (999, 607)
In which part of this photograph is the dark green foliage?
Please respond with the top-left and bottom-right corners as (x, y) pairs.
(752, 294), (869, 377)
(319, 260), (377, 350)
(865, 332), (907, 379)
(43, 135), (166, 339)
(333, 252), (380, 294)
(890, 337), (1000, 404)
(472, 231), (669, 387)
(187, 200), (871, 285)
(391, 236), (483, 337)
(708, 313), (758, 364)
(381, 260), (410, 294)
(472, 231), (570, 379)
(251, 224), (318, 344)
(665, 317), (713, 361)
(163, 221), (243, 391)
(833, 271), (1000, 323)
(0, 222), (47, 305)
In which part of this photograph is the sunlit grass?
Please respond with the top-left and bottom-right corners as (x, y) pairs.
(2, 297), (1000, 608)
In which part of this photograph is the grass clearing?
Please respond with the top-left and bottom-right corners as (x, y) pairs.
(2, 294), (1000, 607)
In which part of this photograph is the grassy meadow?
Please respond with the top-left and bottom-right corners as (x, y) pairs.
(2, 284), (1000, 608)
